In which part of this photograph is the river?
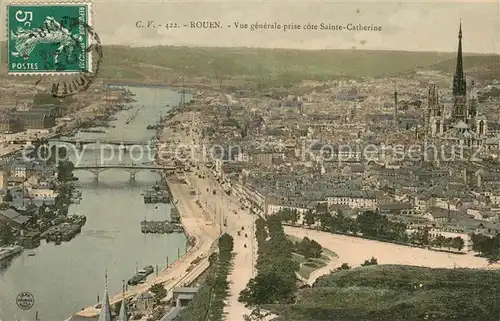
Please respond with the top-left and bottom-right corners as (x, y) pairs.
(0, 86), (189, 321)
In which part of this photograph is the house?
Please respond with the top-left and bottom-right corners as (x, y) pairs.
(0, 113), (23, 133)
(135, 291), (155, 311)
(12, 111), (56, 130)
(266, 200), (313, 216)
(413, 194), (432, 214)
(11, 164), (28, 179)
(33, 164), (56, 179)
(378, 202), (415, 216)
(172, 287), (199, 307)
(466, 207), (498, 222)
(25, 175), (40, 188)
(28, 188), (57, 202)
(7, 176), (25, 187)
(0, 208), (30, 229)
(423, 207), (460, 223)
(326, 190), (377, 210)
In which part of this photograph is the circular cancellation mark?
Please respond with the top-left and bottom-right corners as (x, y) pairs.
(16, 292), (35, 310)
(33, 15), (103, 98)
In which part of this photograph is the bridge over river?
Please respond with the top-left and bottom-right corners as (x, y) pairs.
(50, 138), (152, 147)
(73, 164), (177, 182)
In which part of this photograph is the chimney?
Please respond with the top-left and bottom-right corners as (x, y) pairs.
(462, 168), (467, 184)
(394, 91), (398, 127)
(476, 171), (482, 187)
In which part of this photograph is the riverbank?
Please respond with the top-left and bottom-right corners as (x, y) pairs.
(70, 170), (219, 320)
(68, 90), (219, 320)
(0, 88), (134, 159)
(0, 86), (191, 321)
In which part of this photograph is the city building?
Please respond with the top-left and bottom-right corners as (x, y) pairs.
(0, 208), (30, 229)
(0, 113), (23, 133)
(325, 190), (378, 209)
(12, 111), (56, 130)
(426, 23), (488, 145)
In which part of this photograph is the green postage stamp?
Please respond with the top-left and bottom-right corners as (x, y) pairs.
(7, 1), (92, 75)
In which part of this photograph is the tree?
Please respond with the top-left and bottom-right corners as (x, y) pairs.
(432, 235), (447, 248)
(57, 160), (75, 182)
(295, 237), (322, 259)
(336, 263), (351, 271)
(451, 237), (465, 252)
(304, 210), (315, 226)
(238, 270), (297, 305)
(3, 190), (13, 202)
(319, 214), (333, 231)
(0, 224), (15, 246)
(361, 257), (378, 266)
(209, 252), (218, 266)
(291, 210), (298, 225)
(219, 232), (234, 253)
(38, 202), (48, 216)
(149, 284), (167, 304)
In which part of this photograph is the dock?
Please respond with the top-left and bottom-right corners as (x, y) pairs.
(140, 220), (184, 234)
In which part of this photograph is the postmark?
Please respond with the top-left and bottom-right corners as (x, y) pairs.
(7, 1), (93, 75)
(48, 20), (103, 97)
(16, 292), (35, 310)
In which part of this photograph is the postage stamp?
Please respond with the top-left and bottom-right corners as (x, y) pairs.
(7, 1), (92, 75)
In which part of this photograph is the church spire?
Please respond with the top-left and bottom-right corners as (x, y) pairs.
(98, 271), (112, 321)
(453, 20), (466, 96)
(118, 280), (129, 321)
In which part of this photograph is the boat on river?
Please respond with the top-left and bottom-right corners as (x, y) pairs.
(80, 129), (106, 134)
(127, 265), (154, 285)
(0, 245), (23, 262)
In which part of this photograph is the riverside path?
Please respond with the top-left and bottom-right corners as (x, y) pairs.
(70, 173), (220, 319)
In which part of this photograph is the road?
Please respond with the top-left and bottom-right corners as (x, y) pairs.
(168, 108), (258, 320)
(187, 167), (257, 321)
(285, 226), (500, 286)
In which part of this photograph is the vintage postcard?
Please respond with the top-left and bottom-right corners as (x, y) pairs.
(0, 1), (499, 321)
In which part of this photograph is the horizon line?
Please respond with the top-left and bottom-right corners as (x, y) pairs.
(99, 44), (500, 55)
(0, 41), (497, 55)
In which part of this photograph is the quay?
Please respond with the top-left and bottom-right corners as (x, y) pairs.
(68, 174), (220, 320)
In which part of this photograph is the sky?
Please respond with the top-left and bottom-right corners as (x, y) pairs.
(1, 0), (499, 53)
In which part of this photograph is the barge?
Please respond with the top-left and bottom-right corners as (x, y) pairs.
(0, 245), (23, 262)
(143, 185), (169, 204)
(140, 220), (184, 234)
(127, 265), (154, 286)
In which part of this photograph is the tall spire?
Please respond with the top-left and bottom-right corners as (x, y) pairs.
(98, 271), (112, 321)
(118, 280), (129, 321)
(453, 20), (466, 96)
(393, 79), (398, 128)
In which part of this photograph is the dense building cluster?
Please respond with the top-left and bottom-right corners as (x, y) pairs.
(198, 24), (500, 253)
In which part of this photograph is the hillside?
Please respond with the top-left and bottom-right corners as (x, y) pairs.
(263, 265), (500, 321)
(1, 44), (499, 86)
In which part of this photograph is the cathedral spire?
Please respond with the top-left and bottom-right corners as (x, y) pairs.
(451, 20), (468, 122)
(98, 271), (112, 321)
(453, 20), (466, 96)
(118, 280), (129, 321)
